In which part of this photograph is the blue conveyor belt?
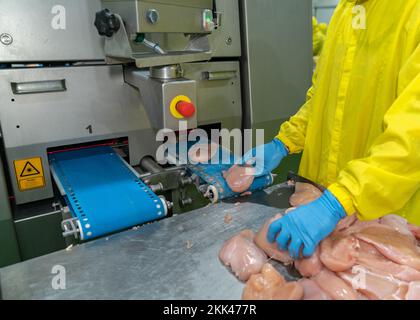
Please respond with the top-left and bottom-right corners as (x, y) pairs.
(50, 146), (165, 240)
(189, 162), (273, 202)
(168, 141), (274, 202)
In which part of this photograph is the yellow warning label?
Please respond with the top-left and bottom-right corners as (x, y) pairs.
(14, 157), (45, 191)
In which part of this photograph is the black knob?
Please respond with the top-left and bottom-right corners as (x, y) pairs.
(94, 9), (121, 37)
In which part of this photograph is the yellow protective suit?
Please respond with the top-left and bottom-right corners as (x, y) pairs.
(313, 17), (327, 56)
(276, 0), (420, 224)
(318, 23), (328, 36)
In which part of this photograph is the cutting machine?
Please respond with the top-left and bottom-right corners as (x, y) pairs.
(0, 0), (312, 266)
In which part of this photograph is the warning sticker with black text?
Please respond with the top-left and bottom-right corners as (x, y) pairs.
(14, 157), (46, 191)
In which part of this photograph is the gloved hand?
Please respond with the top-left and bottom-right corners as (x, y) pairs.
(267, 190), (347, 259)
(241, 138), (288, 177)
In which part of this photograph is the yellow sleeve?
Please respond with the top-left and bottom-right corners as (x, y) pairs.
(276, 73), (316, 154)
(329, 43), (420, 219)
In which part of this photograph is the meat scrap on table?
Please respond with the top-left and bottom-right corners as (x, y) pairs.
(218, 183), (420, 300)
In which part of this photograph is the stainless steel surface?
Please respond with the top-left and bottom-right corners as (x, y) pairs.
(208, 0), (241, 58)
(61, 218), (82, 240)
(133, 50), (212, 69)
(99, 0), (215, 67)
(149, 183), (164, 193)
(139, 0), (213, 8)
(0, 0), (240, 62)
(150, 65), (183, 80)
(0, 0), (105, 62)
(101, 0), (240, 62)
(0, 65), (158, 204)
(124, 68), (198, 131)
(203, 70), (237, 81)
(182, 61), (242, 129)
(240, 0), (313, 135)
(0, 184), (298, 300)
(102, 13), (212, 67)
(142, 167), (191, 193)
(150, 0), (241, 58)
(0, 33), (13, 46)
(11, 79), (67, 95)
(0, 61), (242, 204)
(140, 156), (164, 174)
(104, 0), (213, 34)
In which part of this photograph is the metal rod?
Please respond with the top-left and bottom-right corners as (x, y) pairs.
(142, 38), (166, 55)
(140, 156), (164, 174)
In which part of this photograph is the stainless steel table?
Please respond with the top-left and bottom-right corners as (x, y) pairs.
(0, 184), (298, 300)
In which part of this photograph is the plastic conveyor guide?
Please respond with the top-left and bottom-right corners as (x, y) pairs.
(166, 141), (274, 203)
(190, 162), (274, 203)
(49, 146), (167, 241)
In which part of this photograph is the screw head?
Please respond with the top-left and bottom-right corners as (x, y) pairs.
(146, 9), (159, 25)
(0, 33), (13, 45)
(226, 37), (232, 46)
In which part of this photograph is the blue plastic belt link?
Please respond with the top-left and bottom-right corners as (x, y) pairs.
(190, 163), (273, 202)
(183, 143), (274, 201)
(50, 146), (165, 240)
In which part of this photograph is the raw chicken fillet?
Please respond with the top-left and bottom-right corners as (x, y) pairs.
(219, 230), (267, 282)
(299, 279), (332, 300)
(242, 264), (303, 300)
(224, 165), (255, 194)
(355, 225), (420, 271)
(254, 214), (293, 264)
(294, 248), (323, 277)
(219, 182), (420, 300)
(289, 182), (323, 207)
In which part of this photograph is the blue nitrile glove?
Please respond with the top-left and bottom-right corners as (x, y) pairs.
(267, 190), (347, 259)
(242, 138), (288, 177)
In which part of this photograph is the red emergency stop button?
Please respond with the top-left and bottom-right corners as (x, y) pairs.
(176, 101), (196, 118)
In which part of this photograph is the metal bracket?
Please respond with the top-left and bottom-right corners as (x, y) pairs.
(61, 218), (82, 240)
(103, 14), (212, 68)
(213, 12), (223, 28)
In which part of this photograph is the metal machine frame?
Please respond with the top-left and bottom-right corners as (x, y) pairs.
(0, 0), (312, 266)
